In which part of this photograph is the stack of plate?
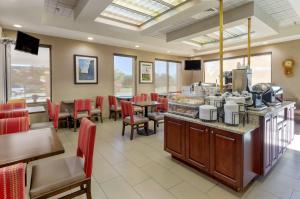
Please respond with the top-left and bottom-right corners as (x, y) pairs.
(224, 101), (239, 125)
(199, 105), (217, 122)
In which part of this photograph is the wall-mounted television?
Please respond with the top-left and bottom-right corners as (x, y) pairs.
(184, 60), (201, 70)
(15, 31), (40, 55)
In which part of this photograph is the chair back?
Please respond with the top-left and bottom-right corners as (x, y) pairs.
(77, 118), (96, 178)
(46, 99), (54, 120)
(150, 93), (159, 101)
(53, 104), (60, 130)
(95, 96), (104, 112)
(141, 93), (148, 101)
(0, 117), (29, 135)
(74, 99), (91, 119)
(132, 95), (144, 103)
(157, 97), (168, 112)
(0, 110), (29, 119)
(0, 163), (26, 199)
(120, 101), (134, 125)
(7, 98), (26, 106)
(0, 103), (26, 111)
(108, 96), (118, 111)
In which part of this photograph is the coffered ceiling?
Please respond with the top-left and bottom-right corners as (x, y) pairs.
(1, 0), (300, 57)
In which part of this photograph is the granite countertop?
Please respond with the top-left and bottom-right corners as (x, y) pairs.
(165, 113), (259, 135)
(247, 101), (296, 116)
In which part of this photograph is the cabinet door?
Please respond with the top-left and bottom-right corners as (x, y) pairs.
(263, 117), (272, 174)
(271, 116), (278, 164)
(186, 123), (210, 172)
(289, 106), (295, 143)
(210, 128), (241, 188)
(164, 116), (186, 160)
(277, 122), (283, 158)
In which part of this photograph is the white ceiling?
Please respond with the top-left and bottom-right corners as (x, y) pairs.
(0, 0), (300, 57)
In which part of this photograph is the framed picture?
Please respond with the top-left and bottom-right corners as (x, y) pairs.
(139, 61), (153, 84)
(74, 55), (98, 84)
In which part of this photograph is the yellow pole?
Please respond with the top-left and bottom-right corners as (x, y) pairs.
(247, 17), (251, 68)
(219, 0), (224, 93)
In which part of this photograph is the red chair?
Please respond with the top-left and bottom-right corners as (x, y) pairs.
(46, 99), (54, 121)
(121, 101), (149, 140)
(91, 96), (104, 123)
(29, 118), (96, 199)
(0, 110), (29, 119)
(132, 96), (144, 114)
(148, 97), (168, 133)
(150, 93), (159, 101)
(141, 93), (148, 101)
(0, 102), (26, 111)
(108, 96), (121, 121)
(0, 163), (26, 199)
(72, 99), (91, 132)
(132, 95), (144, 103)
(0, 117), (29, 135)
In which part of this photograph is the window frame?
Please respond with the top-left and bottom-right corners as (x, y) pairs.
(6, 44), (52, 104)
(113, 53), (137, 96)
(203, 52), (272, 84)
(154, 58), (182, 93)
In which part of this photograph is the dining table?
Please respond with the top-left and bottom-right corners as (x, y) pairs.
(116, 96), (133, 101)
(0, 128), (65, 168)
(133, 101), (160, 136)
(26, 106), (46, 114)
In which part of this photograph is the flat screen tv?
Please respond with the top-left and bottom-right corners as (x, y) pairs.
(15, 31), (40, 55)
(184, 60), (201, 70)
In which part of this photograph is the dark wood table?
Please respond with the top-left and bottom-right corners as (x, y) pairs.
(133, 101), (160, 136)
(116, 96), (133, 101)
(0, 128), (65, 168)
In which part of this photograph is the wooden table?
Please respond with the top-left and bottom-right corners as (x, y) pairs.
(116, 96), (133, 101)
(26, 106), (46, 114)
(0, 128), (65, 168)
(133, 101), (160, 136)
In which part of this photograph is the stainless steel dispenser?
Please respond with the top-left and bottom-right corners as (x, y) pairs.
(232, 68), (252, 92)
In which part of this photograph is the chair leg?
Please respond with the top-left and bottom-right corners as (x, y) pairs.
(130, 126), (134, 140)
(154, 121), (157, 134)
(86, 180), (92, 199)
(114, 111), (117, 121)
(122, 122), (125, 136)
(100, 113), (103, 123)
(144, 122), (149, 136)
(74, 119), (77, 132)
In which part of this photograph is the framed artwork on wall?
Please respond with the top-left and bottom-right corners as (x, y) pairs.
(139, 61), (153, 84)
(74, 54), (98, 84)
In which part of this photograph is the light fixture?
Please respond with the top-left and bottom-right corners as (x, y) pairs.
(13, 24), (22, 28)
(87, 37), (94, 41)
(262, 41), (268, 45)
(135, 45), (140, 48)
(167, 50), (171, 53)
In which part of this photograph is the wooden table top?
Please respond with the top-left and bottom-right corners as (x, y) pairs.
(133, 101), (160, 107)
(26, 106), (46, 114)
(116, 96), (133, 100)
(0, 128), (65, 168)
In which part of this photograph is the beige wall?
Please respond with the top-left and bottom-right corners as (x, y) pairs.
(192, 40), (300, 102)
(3, 29), (192, 119)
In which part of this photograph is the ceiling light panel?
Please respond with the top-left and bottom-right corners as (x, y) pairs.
(99, 0), (188, 26)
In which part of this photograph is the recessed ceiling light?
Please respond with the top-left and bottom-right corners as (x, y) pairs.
(135, 45), (140, 48)
(87, 37), (94, 40)
(13, 24), (22, 28)
(167, 50), (171, 53)
(262, 41), (268, 45)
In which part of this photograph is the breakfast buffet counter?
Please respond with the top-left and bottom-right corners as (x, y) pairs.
(164, 101), (296, 192)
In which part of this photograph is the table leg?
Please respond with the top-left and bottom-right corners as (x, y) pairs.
(144, 106), (148, 117)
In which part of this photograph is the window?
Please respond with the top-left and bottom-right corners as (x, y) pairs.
(7, 44), (51, 103)
(204, 53), (271, 85)
(114, 55), (135, 96)
(155, 59), (181, 93)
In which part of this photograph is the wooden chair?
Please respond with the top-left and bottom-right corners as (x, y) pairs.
(91, 96), (104, 123)
(0, 117), (29, 135)
(108, 96), (121, 121)
(148, 97), (168, 133)
(30, 104), (61, 131)
(72, 99), (91, 132)
(29, 118), (96, 199)
(141, 93), (148, 101)
(121, 101), (149, 140)
(0, 110), (29, 119)
(132, 95), (144, 114)
(150, 93), (159, 101)
(47, 99), (70, 127)
(0, 102), (26, 111)
(0, 163), (26, 199)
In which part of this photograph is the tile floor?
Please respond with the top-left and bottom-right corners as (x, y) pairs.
(27, 119), (300, 199)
